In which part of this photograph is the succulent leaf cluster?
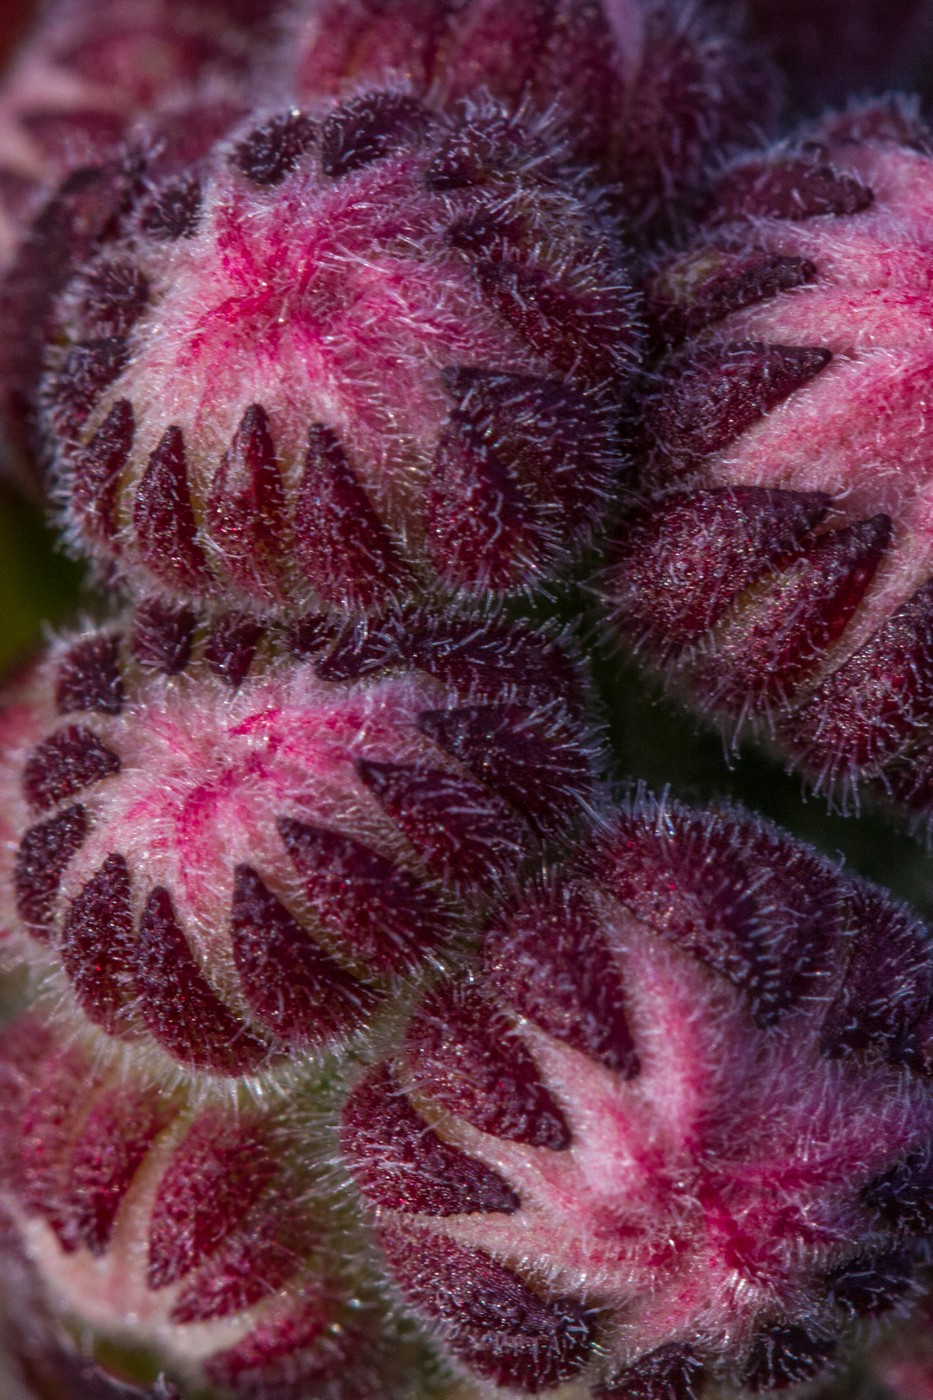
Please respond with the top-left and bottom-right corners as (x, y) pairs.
(0, 3), (932, 1400)
(608, 103), (933, 827)
(344, 795), (933, 1395)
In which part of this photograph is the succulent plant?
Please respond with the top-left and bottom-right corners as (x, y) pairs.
(607, 105), (933, 824)
(0, 606), (595, 1077)
(0, 2), (932, 1399)
(343, 793), (933, 1396)
(37, 91), (637, 617)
